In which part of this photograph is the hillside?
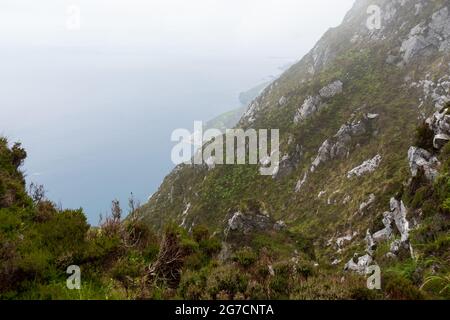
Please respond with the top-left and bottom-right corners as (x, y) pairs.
(2, 0), (450, 300)
(137, 0), (450, 298)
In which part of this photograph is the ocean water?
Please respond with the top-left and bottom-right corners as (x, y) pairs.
(0, 46), (291, 224)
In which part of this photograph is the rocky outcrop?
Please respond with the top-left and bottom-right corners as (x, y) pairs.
(294, 80), (343, 123)
(273, 146), (302, 180)
(225, 211), (284, 236)
(411, 75), (450, 110)
(242, 100), (260, 124)
(294, 95), (322, 123)
(426, 107), (450, 149)
(347, 154), (382, 178)
(408, 147), (440, 181)
(294, 172), (308, 193)
(311, 116), (373, 172)
(335, 231), (358, 252)
(358, 194), (376, 215)
(319, 80), (343, 98)
(344, 254), (373, 274)
(434, 133), (450, 149)
(400, 7), (450, 64)
(346, 197), (412, 273)
(370, 198), (412, 257)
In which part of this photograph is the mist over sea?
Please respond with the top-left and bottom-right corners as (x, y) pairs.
(0, 47), (290, 224)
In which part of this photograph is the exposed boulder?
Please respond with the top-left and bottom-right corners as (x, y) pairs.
(400, 7), (450, 64)
(319, 80), (343, 98)
(225, 211), (282, 236)
(369, 198), (413, 258)
(344, 254), (373, 274)
(242, 100), (259, 124)
(311, 117), (373, 172)
(390, 239), (411, 257)
(348, 197), (413, 274)
(411, 76), (450, 110)
(294, 95), (322, 123)
(389, 198), (410, 243)
(408, 146), (440, 181)
(347, 154), (382, 178)
(294, 172), (308, 193)
(272, 144), (303, 180)
(335, 231), (358, 251)
(426, 108), (450, 149)
(365, 230), (376, 256)
(400, 23), (432, 63)
(372, 211), (394, 243)
(273, 153), (300, 180)
(294, 80), (343, 123)
(434, 133), (450, 149)
(311, 140), (333, 172)
(358, 194), (376, 214)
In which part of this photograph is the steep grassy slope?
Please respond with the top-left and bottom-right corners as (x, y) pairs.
(139, 0), (450, 297)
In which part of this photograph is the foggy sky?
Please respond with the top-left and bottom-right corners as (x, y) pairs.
(0, 0), (354, 57)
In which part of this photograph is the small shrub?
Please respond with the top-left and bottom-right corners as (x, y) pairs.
(206, 265), (249, 299)
(192, 224), (210, 243)
(178, 269), (208, 300)
(233, 247), (257, 267)
(414, 122), (434, 151)
(383, 273), (426, 300)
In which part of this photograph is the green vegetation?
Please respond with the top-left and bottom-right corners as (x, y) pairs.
(2, 0), (450, 300)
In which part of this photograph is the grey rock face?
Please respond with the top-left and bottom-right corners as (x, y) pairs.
(294, 80), (343, 123)
(408, 146), (440, 181)
(344, 254), (373, 274)
(310, 117), (371, 172)
(294, 172), (308, 193)
(434, 133), (450, 149)
(272, 145), (303, 180)
(389, 198), (410, 243)
(370, 198), (412, 257)
(294, 95), (322, 123)
(273, 154), (296, 180)
(411, 76), (450, 110)
(365, 230), (376, 256)
(348, 197), (412, 272)
(428, 108), (450, 130)
(241, 100), (259, 124)
(347, 154), (382, 178)
(358, 193), (376, 214)
(311, 140), (333, 172)
(426, 108), (450, 149)
(334, 231), (358, 253)
(400, 7), (450, 63)
(225, 211), (280, 236)
(319, 80), (343, 98)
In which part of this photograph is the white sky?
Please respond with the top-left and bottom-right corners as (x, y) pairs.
(0, 0), (355, 59)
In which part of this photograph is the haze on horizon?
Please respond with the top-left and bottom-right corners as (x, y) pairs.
(0, 0), (355, 224)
